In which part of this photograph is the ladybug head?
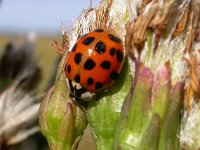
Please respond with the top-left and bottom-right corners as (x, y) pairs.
(66, 79), (94, 102)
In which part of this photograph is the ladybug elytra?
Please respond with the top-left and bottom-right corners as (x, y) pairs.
(65, 28), (125, 101)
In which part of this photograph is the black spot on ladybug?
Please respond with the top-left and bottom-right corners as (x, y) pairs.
(71, 44), (77, 52)
(74, 74), (80, 83)
(110, 71), (119, 80)
(67, 65), (71, 73)
(110, 47), (116, 56)
(95, 82), (103, 90)
(95, 41), (106, 54)
(74, 53), (82, 65)
(82, 37), (95, 45)
(87, 77), (94, 85)
(95, 29), (104, 32)
(108, 34), (121, 43)
(116, 50), (123, 62)
(100, 61), (111, 70)
(84, 58), (96, 70)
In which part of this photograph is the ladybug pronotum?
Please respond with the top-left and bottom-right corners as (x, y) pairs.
(65, 28), (125, 101)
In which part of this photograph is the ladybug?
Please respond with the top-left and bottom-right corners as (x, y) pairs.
(65, 28), (125, 101)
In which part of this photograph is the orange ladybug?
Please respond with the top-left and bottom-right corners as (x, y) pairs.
(65, 28), (125, 101)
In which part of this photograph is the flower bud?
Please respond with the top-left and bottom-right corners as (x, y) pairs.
(39, 61), (87, 150)
(114, 62), (154, 149)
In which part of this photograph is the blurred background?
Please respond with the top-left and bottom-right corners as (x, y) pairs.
(0, 0), (100, 149)
(0, 0), (100, 91)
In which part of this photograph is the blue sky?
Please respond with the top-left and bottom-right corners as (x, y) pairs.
(0, 0), (100, 34)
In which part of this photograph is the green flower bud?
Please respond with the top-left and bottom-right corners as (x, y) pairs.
(152, 62), (171, 122)
(114, 62), (184, 150)
(158, 81), (184, 150)
(114, 62), (154, 149)
(39, 53), (87, 150)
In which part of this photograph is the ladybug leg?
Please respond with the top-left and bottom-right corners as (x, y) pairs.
(74, 98), (88, 108)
